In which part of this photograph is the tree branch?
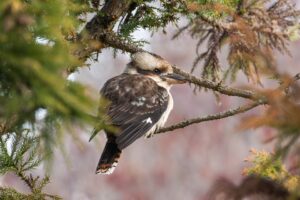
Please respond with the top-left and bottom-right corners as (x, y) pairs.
(102, 31), (143, 53)
(80, 1), (300, 136)
(156, 101), (264, 134)
(98, 32), (267, 101)
(74, 0), (135, 61)
(17, 171), (34, 193)
(172, 66), (265, 101)
(76, 1), (268, 104)
(86, 0), (133, 33)
(78, 0), (300, 135)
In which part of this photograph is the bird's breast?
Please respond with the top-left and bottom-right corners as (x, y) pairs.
(158, 92), (173, 126)
(145, 92), (173, 138)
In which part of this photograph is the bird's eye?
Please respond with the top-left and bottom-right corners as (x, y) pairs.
(153, 68), (161, 74)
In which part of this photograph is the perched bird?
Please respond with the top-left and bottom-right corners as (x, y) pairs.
(91, 51), (186, 174)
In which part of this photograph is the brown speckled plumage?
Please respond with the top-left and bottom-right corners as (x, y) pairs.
(101, 73), (169, 149)
(95, 73), (169, 174)
(93, 52), (185, 174)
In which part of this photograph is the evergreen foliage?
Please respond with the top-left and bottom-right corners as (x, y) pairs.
(0, 1), (100, 198)
(0, 130), (60, 199)
(243, 149), (300, 196)
(0, 0), (111, 161)
(177, 0), (300, 83)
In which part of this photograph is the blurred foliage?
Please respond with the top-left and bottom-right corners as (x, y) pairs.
(239, 75), (300, 197)
(186, 0), (240, 19)
(208, 175), (295, 200)
(0, 1), (108, 197)
(174, 0), (300, 83)
(0, 0), (107, 154)
(243, 149), (300, 196)
(240, 75), (300, 156)
(98, 0), (299, 83)
(0, 131), (61, 199)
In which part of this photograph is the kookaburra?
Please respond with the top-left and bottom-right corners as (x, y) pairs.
(92, 51), (186, 174)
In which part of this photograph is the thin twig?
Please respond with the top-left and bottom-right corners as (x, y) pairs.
(173, 66), (265, 101)
(17, 171), (34, 193)
(156, 101), (264, 134)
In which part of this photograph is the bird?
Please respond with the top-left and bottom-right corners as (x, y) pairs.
(91, 51), (186, 174)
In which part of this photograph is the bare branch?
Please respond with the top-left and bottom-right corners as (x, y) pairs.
(156, 101), (264, 134)
(173, 66), (265, 101)
(157, 72), (299, 136)
(73, 0), (135, 61)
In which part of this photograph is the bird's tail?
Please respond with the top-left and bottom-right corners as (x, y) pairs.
(96, 139), (121, 174)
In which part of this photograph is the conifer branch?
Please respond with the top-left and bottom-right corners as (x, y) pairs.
(0, 132), (60, 199)
(172, 67), (262, 100)
(156, 101), (263, 134)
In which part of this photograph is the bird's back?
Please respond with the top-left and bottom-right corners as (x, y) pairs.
(95, 73), (170, 174)
(101, 73), (170, 147)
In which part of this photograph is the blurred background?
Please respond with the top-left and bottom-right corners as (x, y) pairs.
(1, 3), (300, 200)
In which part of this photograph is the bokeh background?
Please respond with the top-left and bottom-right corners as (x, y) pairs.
(1, 2), (300, 199)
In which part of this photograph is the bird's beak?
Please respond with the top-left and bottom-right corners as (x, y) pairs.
(161, 73), (187, 84)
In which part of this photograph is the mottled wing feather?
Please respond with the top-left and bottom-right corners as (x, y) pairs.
(116, 122), (151, 149)
(100, 74), (169, 149)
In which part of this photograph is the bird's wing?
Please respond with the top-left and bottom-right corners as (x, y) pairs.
(100, 74), (169, 149)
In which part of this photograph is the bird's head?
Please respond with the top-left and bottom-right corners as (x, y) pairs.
(125, 52), (186, 89)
